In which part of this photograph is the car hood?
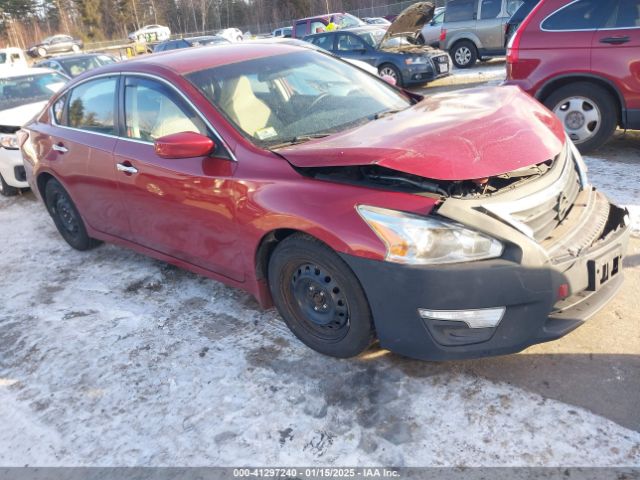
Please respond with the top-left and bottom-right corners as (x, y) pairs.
(381, 1), (435, 44)
(0, 101), (48, 128)
(277, 86), (566, 181)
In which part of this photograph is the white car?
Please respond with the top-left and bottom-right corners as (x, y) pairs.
(128, 25), (171, 43)
(0, 68), (68, 196)
(218, 28), (244, 43)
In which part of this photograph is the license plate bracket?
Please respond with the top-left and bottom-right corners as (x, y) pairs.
(438, 63), (449, 73)
(587, 249), (623, 291)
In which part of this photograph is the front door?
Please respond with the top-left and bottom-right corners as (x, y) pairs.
(113, 75), (243, 281)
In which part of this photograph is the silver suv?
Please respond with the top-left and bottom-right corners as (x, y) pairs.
(440, 0), (523, 68)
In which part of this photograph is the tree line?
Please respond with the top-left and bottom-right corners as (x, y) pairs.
(1, 0), (444, 48)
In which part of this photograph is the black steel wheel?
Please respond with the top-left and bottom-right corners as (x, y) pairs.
(44, 178), (101, 251)
(268, 234), (374, 358)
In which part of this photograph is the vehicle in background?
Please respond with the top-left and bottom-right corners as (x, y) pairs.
(20, 44), (630, 361)
(504, 0), (640, 153)
(35, 54), (118, 78)
(292, 12), (365, 38)
(0, 48), (29, 70)
(272, 27), (293, 38)
(154, 36), (230, 53)
(27, 35), (84, 58)
(218, 28), (244, 43)
(505, 0), (539, 46)
(440, 0), (523, 68)
(363, 17), (392, 25)
(0, 68), (68, 195)
(305, 3), (450, 87)
(128, 25), (171, 42)
(418, 7), (446, 47)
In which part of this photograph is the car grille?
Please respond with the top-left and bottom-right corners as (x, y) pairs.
(510, 161), (582, 242)
(14, 166), (26, 182)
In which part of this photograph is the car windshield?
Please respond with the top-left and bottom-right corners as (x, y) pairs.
(355, 28), (412, 48)
(0, 72), (68, 110)
(187, 50), (411, 148)
(59, 56), (115, 77)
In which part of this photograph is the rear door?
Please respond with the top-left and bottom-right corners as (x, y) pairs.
(113, 75), (243, 281)
(48, 76), (130, 238)
(442, 0), (478, 49)
(591, 0), (640, 127)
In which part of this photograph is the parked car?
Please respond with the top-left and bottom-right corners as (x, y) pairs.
(418, 7), (446, 47)
(19, 43), (630, 360)
(128, 25), (171, 42)
(504, 0), (640, 152)
(272, 27), (293, 38)
(0, 48), (29, 70)
(440, 0), (524, 68)
(0, 68), (68, 195)
(35, 54), (118, 78)
(304, 3), (451, 87)
(504, 0), (539, 46)
(292, 12), (365, 37)
(218, 28), (244, 43)
(363, 17), (392, 25)
(27, 35), (84, 58)
(154, 36), (230, 53)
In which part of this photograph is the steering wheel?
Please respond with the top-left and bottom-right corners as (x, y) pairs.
(308, 93), (331, 111)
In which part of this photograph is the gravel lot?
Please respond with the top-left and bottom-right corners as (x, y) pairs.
(1, 63), (639, 467)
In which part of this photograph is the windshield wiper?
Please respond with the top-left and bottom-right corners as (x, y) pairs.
(268, 133), (331, 150)
(374, 109), (403, 120)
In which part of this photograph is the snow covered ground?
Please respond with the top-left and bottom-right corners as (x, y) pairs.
(0, 154), (639, 466)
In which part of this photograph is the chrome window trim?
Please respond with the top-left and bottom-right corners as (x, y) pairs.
(539, 0), (637, 32)
(50, 71), (237, 162)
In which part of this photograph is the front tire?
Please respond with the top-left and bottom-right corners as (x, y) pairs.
(268, 234), (375, 358)
(71, 44), (81, 53)
(450, 40), (477, 69)
(0, 173), (19, 197)
(378, 63), (404, 87)
(544, 82), (617, 153)
(37, 47), (47, 58)
(44, 178), (101, 251)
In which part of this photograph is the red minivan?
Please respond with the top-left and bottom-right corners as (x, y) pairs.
(19, 44), (630, 361)
(504, 0), (640, 152)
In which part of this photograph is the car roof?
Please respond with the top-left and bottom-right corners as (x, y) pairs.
(110, 42), (306, 74)
(0, 67), (60, 78)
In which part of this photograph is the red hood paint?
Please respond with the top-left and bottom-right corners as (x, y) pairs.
(278, 86), (566, 181)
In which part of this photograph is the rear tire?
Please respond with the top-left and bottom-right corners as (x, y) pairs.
(37, 47), (47, 58)
(450, 40), (477, 68)
(268, 234), (375, 358)
(44, 178), (101, 251)
(378, 63), (404, 87)
(0, 173), (19, 197)
(72, 44), (81, 53)
(544, 82), (617, 153)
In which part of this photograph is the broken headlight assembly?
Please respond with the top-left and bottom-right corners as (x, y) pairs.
(357, 205), (504, 265)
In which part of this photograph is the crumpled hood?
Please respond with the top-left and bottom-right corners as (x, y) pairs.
(278, 86), (566, 181)
(382, 2), (435, 44)
(0, 101), (48, 128)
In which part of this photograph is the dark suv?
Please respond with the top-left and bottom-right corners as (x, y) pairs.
(504, 0), (640, 152)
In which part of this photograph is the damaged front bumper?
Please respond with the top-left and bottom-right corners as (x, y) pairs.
(342, 142), (631, 361)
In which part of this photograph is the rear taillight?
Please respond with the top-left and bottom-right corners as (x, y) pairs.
(439, 28), (446, 42)
(506, 0), (546, 65)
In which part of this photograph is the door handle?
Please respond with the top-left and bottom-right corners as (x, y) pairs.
(600, 36), (630, 45)
(116, 163), (138, 174)
(52, 143), (68, 153)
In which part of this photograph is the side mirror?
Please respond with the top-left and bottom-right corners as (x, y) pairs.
(154, 131), (215, 159)
(381, 74), (397, 86)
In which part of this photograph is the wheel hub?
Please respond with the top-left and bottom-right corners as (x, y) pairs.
(55, 196), (78, 234)
(291, 263), (349, 337)
(565, 110), (586, 130)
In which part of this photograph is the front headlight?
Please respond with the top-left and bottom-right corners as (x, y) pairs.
(357, 205), (504, 265)
(0, 134), (19, 150)
(405, 56), (428, 65)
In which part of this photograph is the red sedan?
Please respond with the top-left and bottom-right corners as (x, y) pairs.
(19, 43), (630, 360)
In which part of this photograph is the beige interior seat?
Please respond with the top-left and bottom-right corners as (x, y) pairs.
(218, 76), (272, 137)
(151, 95), (200, 139)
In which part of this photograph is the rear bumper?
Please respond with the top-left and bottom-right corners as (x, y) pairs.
(340, 206), (630, 361)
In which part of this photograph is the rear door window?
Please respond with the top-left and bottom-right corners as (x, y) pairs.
(446, 0), (477, 22)
(67, 77), (117, 134)
(480, 0), (502, 19)
(614, 0), (640, 28)
(541, 0), (615, 30)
